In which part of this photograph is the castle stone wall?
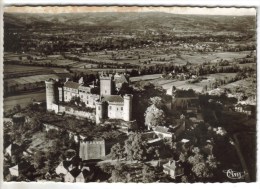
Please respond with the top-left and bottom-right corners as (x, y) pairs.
(79, 140), (106, 160)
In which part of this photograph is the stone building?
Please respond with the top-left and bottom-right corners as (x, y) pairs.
(79, 140), (106, 160)
(45, 73), (133, 124)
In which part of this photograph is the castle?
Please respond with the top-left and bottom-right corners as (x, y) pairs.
(45, 73), (133, 124)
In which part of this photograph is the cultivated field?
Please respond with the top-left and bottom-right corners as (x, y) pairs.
(4, 90), (46, 111)
(4, 64), (69, 78)
(130, 74), (162, 82)
(147, 73), (237, 93)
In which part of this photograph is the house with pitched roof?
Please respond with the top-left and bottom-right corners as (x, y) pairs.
(163, 160), (184, 179)
(153, 126), (173, 139)
(55, 161), (71, 175)
(64, 167), (91, 183)
(9, 165), (19, 177)
(4, 143), (23, 158)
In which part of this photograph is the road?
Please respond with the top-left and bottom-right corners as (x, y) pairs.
(4, 90), (46, 111)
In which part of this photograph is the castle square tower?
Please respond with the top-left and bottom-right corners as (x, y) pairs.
(100, 75), (114, 96)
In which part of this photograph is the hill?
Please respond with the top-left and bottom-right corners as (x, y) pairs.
(4, 12), (256, 32)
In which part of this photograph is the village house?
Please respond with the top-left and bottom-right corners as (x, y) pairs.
(62, 165), (92, 183)
(234, 104), (255, 116)
(64, 168), (82, 183)
(55, 161), (71, 175)
(153, 126), (173, 139)
(5, 143), (19, 157)
(8, 161), (35, 179)
(163, 160), (184, 179)
(9, 165), (19, 177)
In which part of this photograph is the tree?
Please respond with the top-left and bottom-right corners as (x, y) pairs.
(100, 163), (113, 174)
(187, 147), (217, 180)
(70, 96), (81, 105)
(145, 104), (166, 129)
(110, 143), (125, 160)
(181, 175), (189, 183)
(33, 151), (46, 169)
(111, 162), (127, 182)
(150, 96), (163, 108)
(142, 165), (156, 183)
(13, 104), (21, 113)
(28, 117), (42, 132)
(124, 133), (147, 161)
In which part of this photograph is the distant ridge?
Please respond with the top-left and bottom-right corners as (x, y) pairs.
(4, 12), (256, 32)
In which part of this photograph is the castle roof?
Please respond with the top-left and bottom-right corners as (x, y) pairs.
(64, 81), (81, 89)
(102, 95), (124, 103)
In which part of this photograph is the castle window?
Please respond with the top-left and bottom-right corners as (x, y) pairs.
(109, 106), (112, 110)
(105, 90), (107, 94)
(98, 106), (100, 110)
(87, 101), (89, 104)
(117, 108), (118, 111)
(121, 107), (123, 111)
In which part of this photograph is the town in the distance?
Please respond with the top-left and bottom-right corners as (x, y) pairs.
(3, 10), (256, 183)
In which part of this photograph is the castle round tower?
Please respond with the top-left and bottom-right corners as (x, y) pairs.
(58, 87), (64, 102)
(95, 100), (105, 124)
(123, 94), (133, 121)
(45, 79), (57, 111)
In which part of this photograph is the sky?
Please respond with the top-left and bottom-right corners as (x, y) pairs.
(4, 6), (256, 16)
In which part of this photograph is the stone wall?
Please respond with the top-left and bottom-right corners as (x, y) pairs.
(79, 140), (106, 160)
(58, 105), (95, 120)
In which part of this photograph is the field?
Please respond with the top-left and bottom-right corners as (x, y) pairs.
(144, 73), (237, 93)
(130, 74), (162, 82)
(220, 78), (256, 100)
(4, 64), (50, 75)
(66, 49), (253, 67)
(4, 90), (46, 111)
(4, 64), (69, 78)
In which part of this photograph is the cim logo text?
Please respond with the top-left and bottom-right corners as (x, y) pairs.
(223, 169), (246, 179)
